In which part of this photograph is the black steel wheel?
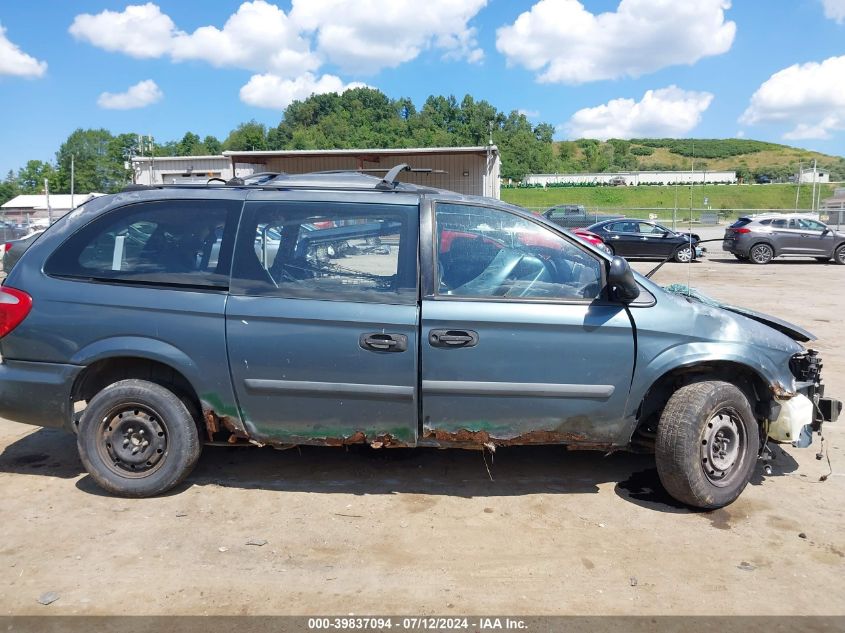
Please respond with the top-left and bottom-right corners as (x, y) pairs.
(77, 379), (201, 497)
(656, 381), (759, 509)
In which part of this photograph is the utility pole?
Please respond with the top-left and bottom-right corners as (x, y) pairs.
(148, 135), (155, 185)
(810, 159), (818, 212)
(44, 178), (52, 225)
(70, 154), (75, 209)
(795, 161), (802, 210)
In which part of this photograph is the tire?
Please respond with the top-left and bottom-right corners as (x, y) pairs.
(749, 243), (774, 264)
(834, 245), (845, 265)
(655, 381), (760, 510)
(77, 379), (202, 497)
(674, 245), (693, 263)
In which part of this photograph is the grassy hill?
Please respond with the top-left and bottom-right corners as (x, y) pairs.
(550, 138), (845, 181)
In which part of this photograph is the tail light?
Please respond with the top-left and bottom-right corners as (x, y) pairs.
(0, 287), (32, 338)
(734, 228), (751, 234)
(1, 243), (11, 252)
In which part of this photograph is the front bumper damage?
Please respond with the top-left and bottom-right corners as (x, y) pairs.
(768, 350), (841, 448)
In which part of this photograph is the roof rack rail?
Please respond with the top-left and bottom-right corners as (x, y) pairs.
(375, 164), (411, 190)
(227, 171), (283, 186)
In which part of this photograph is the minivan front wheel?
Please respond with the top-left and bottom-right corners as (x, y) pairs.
(77, 379), (201, 497)
(834, 244), (845, 265)
(655, 381), (759, 509)
(749, 243), (774, 264)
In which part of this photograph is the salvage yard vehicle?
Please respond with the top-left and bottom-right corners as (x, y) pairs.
(0, 166), (839, 509)
(588, 218), (702, 263)
(723, 213), (845, 264)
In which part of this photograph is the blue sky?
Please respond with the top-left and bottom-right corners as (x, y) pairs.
(1, 0), (844, 175)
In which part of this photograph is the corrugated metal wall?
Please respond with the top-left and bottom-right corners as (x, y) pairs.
(133, 158), (232, 185)
(253, 153), (491, 197)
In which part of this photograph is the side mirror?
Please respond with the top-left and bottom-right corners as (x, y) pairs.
(607, 256), (640, 303)
(822, 228), (830, 235)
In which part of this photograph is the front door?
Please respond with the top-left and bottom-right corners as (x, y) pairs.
(790, 218), (836, 256)
(420, 201), (636, 446)
(225, 194), (420, 446)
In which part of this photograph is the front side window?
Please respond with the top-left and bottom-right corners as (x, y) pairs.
(796, 218), (826, 231)
(230, 201), (417, 304)
(45, 199), (240, 289)
(435, 203), (603, 301)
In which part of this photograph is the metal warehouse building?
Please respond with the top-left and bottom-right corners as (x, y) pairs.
(133, 146), (501, 199)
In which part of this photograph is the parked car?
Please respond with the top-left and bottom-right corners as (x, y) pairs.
(608, 176), (627, 186)
(587, 219), (701, 262)
(542, 204), (623, 229)
(1, 230), (45, 273)
(0, 168), (838, 509)
(569, 227), (612, 255)
(723, 214), (845, 265)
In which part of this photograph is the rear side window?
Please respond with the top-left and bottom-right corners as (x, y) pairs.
(230, 201), (417, 304)
(45, 199), (241, 289)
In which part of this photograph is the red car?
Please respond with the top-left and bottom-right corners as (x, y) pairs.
(569, 227), (612, 255)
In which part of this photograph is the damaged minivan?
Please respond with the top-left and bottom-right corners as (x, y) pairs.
(0, 166), (839, 509)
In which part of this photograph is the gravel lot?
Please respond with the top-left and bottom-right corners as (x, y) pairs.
(1, 228), (843, 616)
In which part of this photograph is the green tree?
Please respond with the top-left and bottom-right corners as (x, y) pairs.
(55, 128), (128, 193)
(203, 135), (222, 155)
(223, 120), (268, 151)
(0, 170), (20, 205)
(176, 132), (203, 156)
(17, 160), (58, 194)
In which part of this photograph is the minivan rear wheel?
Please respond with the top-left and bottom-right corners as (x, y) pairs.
(655, 381), (759, 509)
(834, 245), (845, 265)
(77, 379), (201, 497)
(749, 243), (774, 264)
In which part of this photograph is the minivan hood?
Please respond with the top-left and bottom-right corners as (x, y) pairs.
(662, 283), (815, 343)
(718, 305), (815, 342)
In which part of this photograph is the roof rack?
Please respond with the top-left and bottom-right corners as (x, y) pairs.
(376, 163), (411, 190)
(120, 163), (445, 194)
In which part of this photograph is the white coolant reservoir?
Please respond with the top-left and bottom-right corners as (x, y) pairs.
(769, 394), (814, 447)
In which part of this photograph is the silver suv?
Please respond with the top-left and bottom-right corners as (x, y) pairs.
(723, 213), (845, 264)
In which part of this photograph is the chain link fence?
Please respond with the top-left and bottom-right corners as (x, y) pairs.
(522, 207), (843, 231)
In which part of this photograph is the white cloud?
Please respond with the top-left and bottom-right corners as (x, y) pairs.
(290, 0), (487, 73)
(69, 3), (176, 59)
(496, 0), (735, 84)
(239, 72), (367, 109)
(821, 0), (845, 23)
(740, 55), (845, 140)
(97, 79), (163, 110)
(70, 1), (318, 75)
(518, 109), (540, 118)
(0, 23), (47, 77)
(170, 1), (318, 75)
(562, 86), (714, 140)
(70, 1), (486, 80)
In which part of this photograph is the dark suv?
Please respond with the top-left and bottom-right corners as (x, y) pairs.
(0, 168), (838, 509)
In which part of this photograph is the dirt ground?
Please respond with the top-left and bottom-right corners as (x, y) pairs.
(1, 230), (843, 616)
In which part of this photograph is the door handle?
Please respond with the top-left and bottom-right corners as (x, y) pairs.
(359, 333), (408, 352)
(429, 329), (479, 348)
